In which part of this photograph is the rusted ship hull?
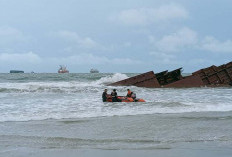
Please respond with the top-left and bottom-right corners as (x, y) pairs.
(109, 71), (161, 88)
(109, 61), (232, 88)
(192, 62), (232, 86)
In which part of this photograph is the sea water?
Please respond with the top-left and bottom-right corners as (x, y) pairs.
(0, 73), (232, 156)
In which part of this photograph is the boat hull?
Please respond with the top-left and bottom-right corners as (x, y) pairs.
(58, 70), (69, 73)
(106, 96), (145, 102)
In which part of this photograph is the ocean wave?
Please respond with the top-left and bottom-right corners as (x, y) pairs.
(180, 115), (232, 121)
(1, 73), (232, 122)
(0, 86), (100, 93)
(0, 134), (171, 150)
(1, 134), (231, 150)
(95, 73), (128, 85)
(1, 107), (232, 122)
(0, 73), (129, 82)
(0, 73), (128, 93)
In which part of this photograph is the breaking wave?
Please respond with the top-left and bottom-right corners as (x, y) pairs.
(0, 73), (232, 122)
(0, 73), (128, 93)
(95, 73), (128, 85)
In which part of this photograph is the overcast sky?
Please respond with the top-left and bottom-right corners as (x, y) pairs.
(0, 0), (232, 73)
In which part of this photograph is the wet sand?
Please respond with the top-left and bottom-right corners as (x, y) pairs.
(1, 112), (232, 157)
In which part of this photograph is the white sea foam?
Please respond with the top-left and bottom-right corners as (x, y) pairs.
(0, 73), (128, 93)
(95, 73), (128, 85)
(0, 73), (232, 122)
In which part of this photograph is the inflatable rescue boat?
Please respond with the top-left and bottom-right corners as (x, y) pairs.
(106, 96), (145, 102)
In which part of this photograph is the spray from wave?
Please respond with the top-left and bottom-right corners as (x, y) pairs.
(95, 73), (128, 85)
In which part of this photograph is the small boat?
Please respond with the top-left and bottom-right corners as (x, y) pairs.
(90, 69), (99, 73)
(58, 65), (69, 73)
(10, 70), (24, 73)
(106, 96), (145, 102)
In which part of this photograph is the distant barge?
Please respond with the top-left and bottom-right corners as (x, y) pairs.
(109, 61), (232, 88)
(10, 70), (24, 73)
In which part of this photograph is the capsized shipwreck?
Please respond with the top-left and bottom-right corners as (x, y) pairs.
(109, 61), (232, 88)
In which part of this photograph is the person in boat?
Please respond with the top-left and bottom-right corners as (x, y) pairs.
(102, 89), (108, 102)
(131, 92), (137, 101)
(126, 89), (132, 97)
(131, 92), (138, 102)
(111, 89), (118, 102)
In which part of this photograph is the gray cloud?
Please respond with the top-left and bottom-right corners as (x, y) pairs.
(53, 30), (99, 49)
(149, 27), (232, 54)
(0, 27), (27, 45)
(154, 27), (198, 53)
(201, 36), (232, 53)
(110, 4), (188, 26)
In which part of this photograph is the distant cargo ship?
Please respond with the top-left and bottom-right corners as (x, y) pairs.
(58, 65), (69, 73)
(90, 69), (99, 73)
(10, 70), (24, 73)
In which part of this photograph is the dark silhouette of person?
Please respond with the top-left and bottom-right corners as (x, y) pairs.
(111, 89), (118, 102)
(102, 89), (108, 102)
(126, 89), (132, 97)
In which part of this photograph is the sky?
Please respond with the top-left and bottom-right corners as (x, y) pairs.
(0, 0), (232, 73)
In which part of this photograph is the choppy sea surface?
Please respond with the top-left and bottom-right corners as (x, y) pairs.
(0, 73), (232, 156)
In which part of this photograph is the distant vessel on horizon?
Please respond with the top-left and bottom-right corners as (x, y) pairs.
(58, 65), (69, 73)
(10, 70), (24, 73)
(90, 68), (99, 73)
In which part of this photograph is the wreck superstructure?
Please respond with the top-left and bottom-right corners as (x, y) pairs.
(109, 61), (232, 88)
(58, 65), (69, 73)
